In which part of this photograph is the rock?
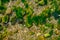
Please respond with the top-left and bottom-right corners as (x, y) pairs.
(5, 8), (12, 15)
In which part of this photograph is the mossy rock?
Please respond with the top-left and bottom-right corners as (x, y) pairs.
(57, 18), (60, 30)
(39, 14), (46, 24)
(49, 30), (53, 37)
(38, 0), (44, 6)
(0, 34), (3, 40)
(0, 5), (7, 14)
(57, 24), (60, 30)
(0, 25), (3, 31)
(44, 30), (53, 38)
(57, 36), (60, 40)
(0, 17), (2, 23)
(10, 16), (17, 25)
(32, 15), (39, 26)
(14, 7), (24, 23)
(2, 15), (9, 24)
(58, 18), (60, 24)
(0, 6), (5, 10)
(21, 0), (26, 3)
(29, 31), (35, 35)
(45, 23), (54, 29)
(43, 8), (51, 18)
(44, 0), (47, 5)
(25, 15), (33, 28)
(1, 0), (10, 4)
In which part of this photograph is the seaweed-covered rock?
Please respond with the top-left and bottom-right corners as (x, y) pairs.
(2, 15), (9, 24)
(1, 0), (10, 4)
(39, 14), (46, 24)
(10, 16), (17, 25)
(0, 25), (3, 31)
(0, 17), (2, 23)
(32, 15), (39, 26)
(25, 15), (33, 28)
(57, 18), (60, 30)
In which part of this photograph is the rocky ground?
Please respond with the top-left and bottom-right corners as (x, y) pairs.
(0, 0), (60, 40)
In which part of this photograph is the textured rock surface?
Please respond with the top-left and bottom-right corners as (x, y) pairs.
(0, 0), (60, 40)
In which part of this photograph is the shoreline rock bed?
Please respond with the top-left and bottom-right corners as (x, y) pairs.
(0, 0), (60, 40)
